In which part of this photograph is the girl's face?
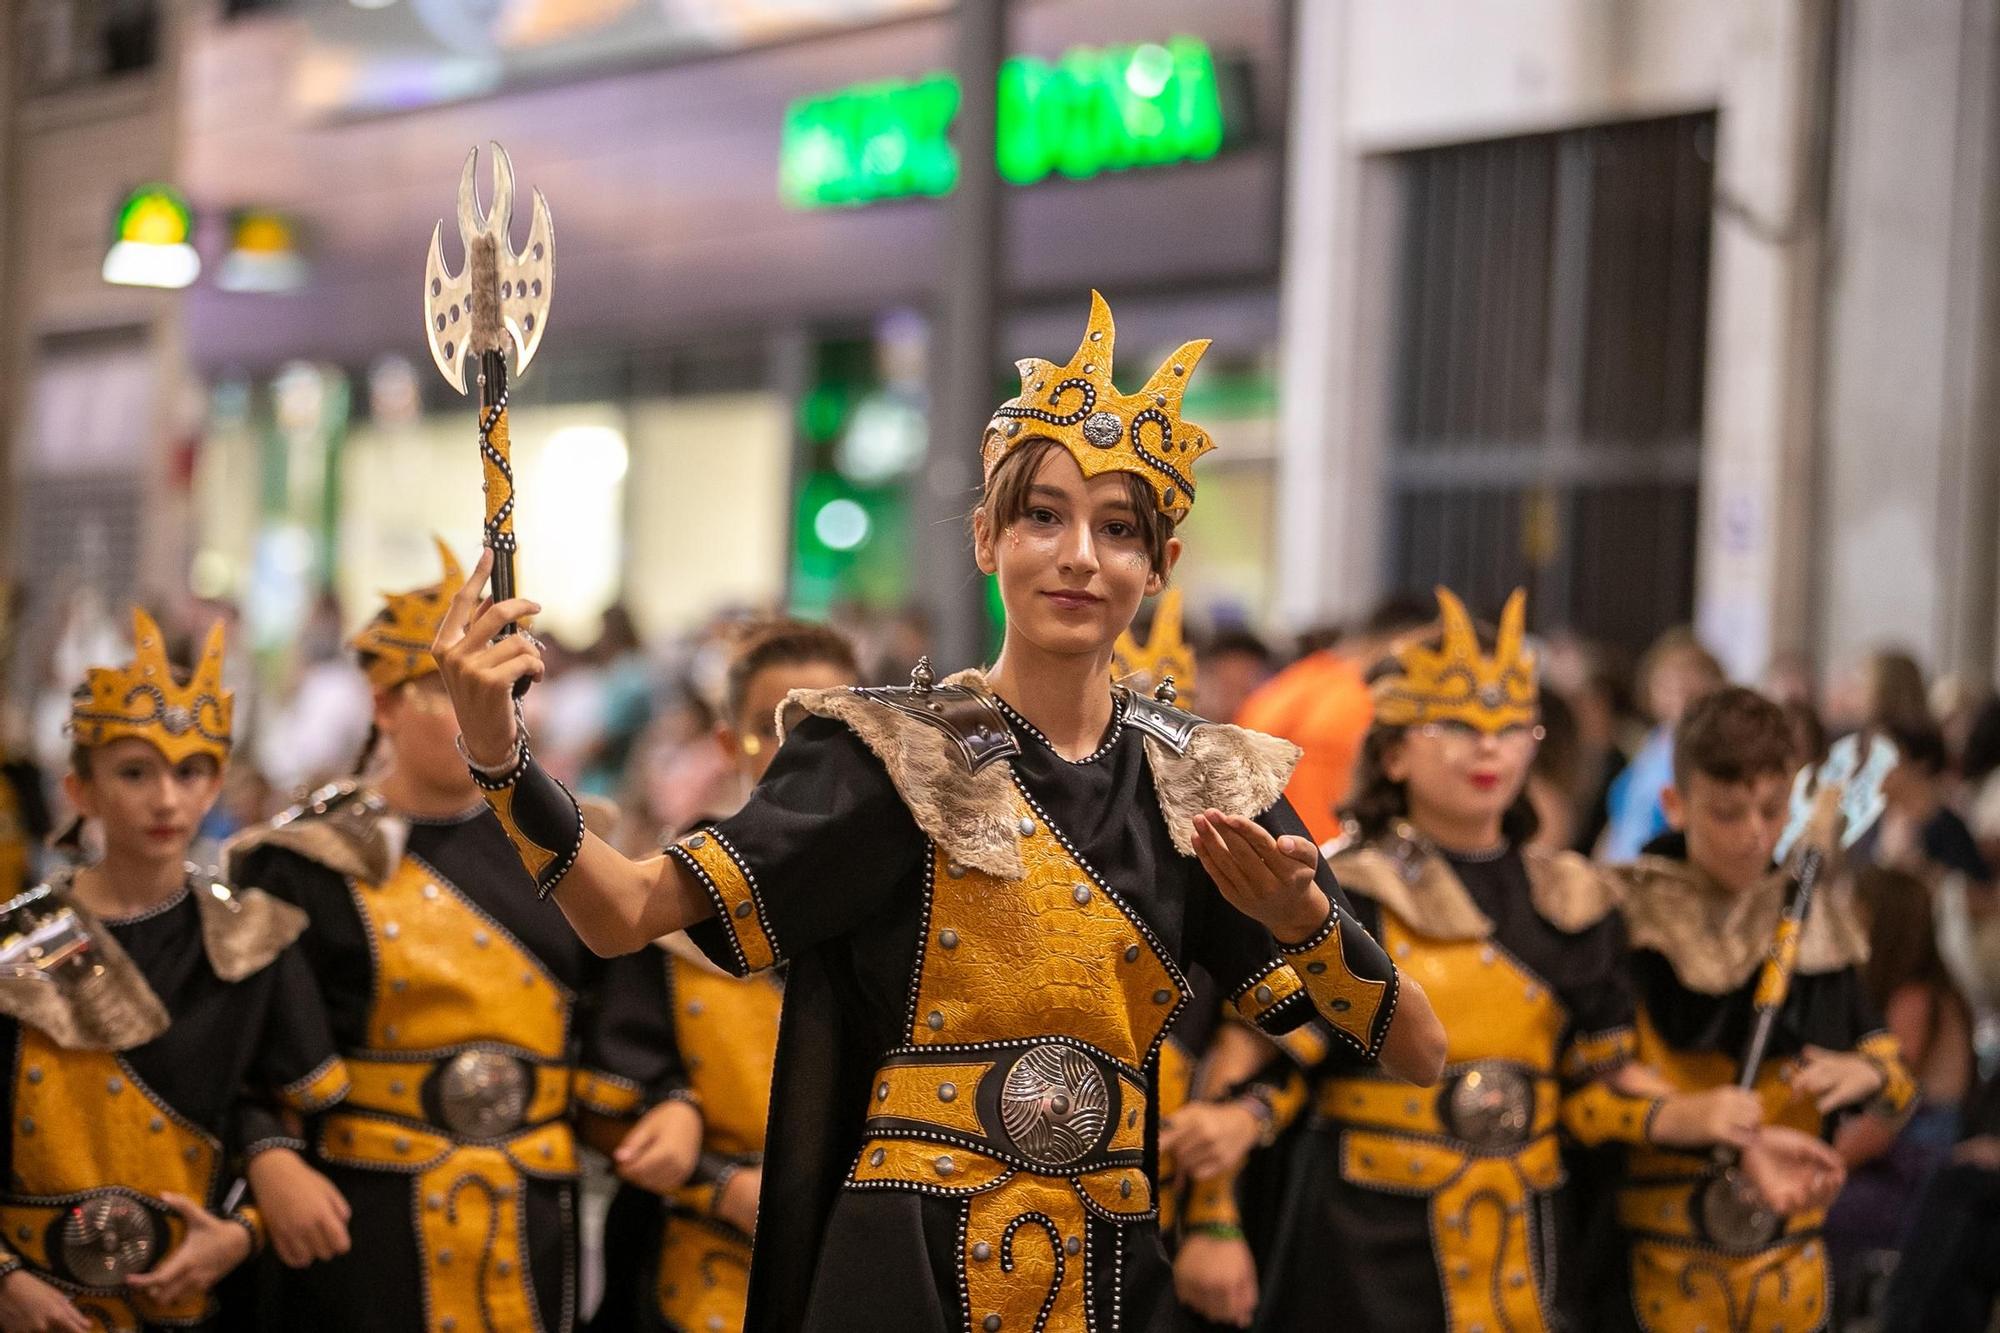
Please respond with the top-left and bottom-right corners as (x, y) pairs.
(974, 447), (1179, 663)
(1383, 720), (1540, 839)
(64, 738), (222, 864)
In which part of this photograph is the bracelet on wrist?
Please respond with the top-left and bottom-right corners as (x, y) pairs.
(1186, 1222), (1246, 1243)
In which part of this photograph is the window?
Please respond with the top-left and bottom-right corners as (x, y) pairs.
(1384, 113), (1715, 656)
(18, 0), (160, 93)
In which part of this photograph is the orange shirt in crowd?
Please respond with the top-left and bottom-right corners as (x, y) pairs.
(1235, 650), (1374, 846)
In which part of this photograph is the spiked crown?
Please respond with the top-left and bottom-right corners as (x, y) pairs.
(70, 609), (233, 765)
(1113, 588), (1197, 702)
(1373, 588), (1539, 734)
(982, 291), (1214, 521)
(351, 537), (465, 691)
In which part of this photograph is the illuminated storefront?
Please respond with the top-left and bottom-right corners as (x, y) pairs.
(176, 0), (1290, 659)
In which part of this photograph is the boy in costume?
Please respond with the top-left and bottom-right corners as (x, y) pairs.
(0, 610), (345, 1332)
(1602, 686), (1914, 1332)
(228, 541), (650, 1333)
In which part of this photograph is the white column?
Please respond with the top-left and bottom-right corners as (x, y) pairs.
(1274, 0), (1384, 633)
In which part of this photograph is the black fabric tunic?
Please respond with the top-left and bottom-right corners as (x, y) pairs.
(236, 806), (635, 1333)
(679, 703), (1391, 1333)
(1257, 844), (1633, 1333)
(0, 881), (338, 1332)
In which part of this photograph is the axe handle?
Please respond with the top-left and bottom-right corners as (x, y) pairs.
(476, 349), (531, 698)
(1736, 844), (1825, 1091)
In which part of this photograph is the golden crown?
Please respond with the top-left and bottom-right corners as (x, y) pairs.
(1373, 587), (1539, 734)
(70, 608), (233, 765)
(1113, 588), (1197, 703)
(982, 290), (1214, 521)
(351, 537), (466, 691)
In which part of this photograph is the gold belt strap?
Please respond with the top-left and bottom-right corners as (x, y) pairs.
(343, 1054), (573, 1132)
(1318, 1072), (1558, 1142)
(863, 1044), (1149, 1176)
(0, 1199), (196, 1328)
(1617, 1179), (1824, 1245)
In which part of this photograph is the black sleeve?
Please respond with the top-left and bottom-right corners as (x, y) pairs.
(232, 843), (374, 1048)
(576, 946), (689, 1118)
(2, 762), (50, 841)
(678, 715), (928, 976)
(1194, 796), (1401, 1069)
(1556, 913), (1639, 1079)
(236, 944), (347, 1157)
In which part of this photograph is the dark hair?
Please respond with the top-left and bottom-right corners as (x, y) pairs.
(1866, 649), (1932, 734)
(1963, 697), (2000, 784)
(976, 437), (1176, 576)
(1203, 629), (1273, 668)
(724, 619), (861, 724)
(1672, 686), (1795, 788)
(1886, 721), (1950, 776)
(1340, 626), (1542, 846)
(1783, 699), (1828, 771)
(1531, 686), (1580, 790)
(1857, 864), (1970, 1036)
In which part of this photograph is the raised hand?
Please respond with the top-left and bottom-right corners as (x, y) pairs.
(431, 548), (545, 767)
(1191, 810), (1331, 944)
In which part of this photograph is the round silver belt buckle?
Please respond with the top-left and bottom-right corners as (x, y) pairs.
(999, 1044), (1111, 1168)
(57, 1192), (161, 1288)
(1442, 1063), (1534, 1151)
(437, 1049), (531, 1140)
(1696, 1169), (1782, 1251)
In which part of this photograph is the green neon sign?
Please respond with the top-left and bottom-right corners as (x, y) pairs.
(780, 36), (1229, 209)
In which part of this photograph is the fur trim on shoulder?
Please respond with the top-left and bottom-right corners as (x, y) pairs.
(1327, 843), (1492, 942)
(191, 877), (309, 983)
(1609, 856), (1870, 996)
(0, 873), (169, 1051)
(1143, 724), (1299, 856)
(224, 782), (401, 885)
(784, 671), (1303, 879)
(783, 674), (1025, 880)
(1525, 849), (1622, 933)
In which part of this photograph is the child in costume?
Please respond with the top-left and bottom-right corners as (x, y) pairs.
(1255, 590), (1826, 1333)
(0, 610), (345, 1332)
(1601, 686), (1914, 1332)
(432, 291), (1448, 1333)
(589, 619), (861, 1333)
(227, 541), (653, 1333)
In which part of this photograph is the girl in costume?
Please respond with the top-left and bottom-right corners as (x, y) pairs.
(588, 619), (861, 1333)
(1255, 589), (1836, 1333)
(433, 291), (1447, 1333)
(228, 541), (654, 1333)
(0, 610), (346, 1333)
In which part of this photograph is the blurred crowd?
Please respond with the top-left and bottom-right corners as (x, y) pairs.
(8, 582), (2000, 1328)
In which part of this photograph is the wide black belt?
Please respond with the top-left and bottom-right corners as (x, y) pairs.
(864, 1038), (1148, 1176)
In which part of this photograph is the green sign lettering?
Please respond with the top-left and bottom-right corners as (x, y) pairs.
(780, 37), (1229, 209)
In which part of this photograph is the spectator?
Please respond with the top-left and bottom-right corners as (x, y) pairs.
(1236, 594), (1432, 843)
(1873, 724), (1992, 889)
(1599, 627), (1725, 861)
(1196, 628), (1275, 726)
(1825, 866), (1976, 1322)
